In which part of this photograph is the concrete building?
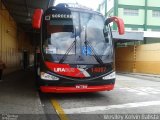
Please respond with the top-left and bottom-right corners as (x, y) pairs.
(98, 0), (160, 32)
(98, 0), (160, 74)
(0, 0), (53, 74)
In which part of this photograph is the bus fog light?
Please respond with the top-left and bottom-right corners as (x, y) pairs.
(103, 72), (116, 80)
(41, 72), (59, 81)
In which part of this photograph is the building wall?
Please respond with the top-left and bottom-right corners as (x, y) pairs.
(148, 0), (160, 7)
(0, 1), (33, 74)
(115, 46), (135, 72)
(147, 10), (160, 26)
(118, 0), (145, 6)
(116, 43), (160, 74)
(118, 8), (145, 25)
(98, 0), (160, 32)
(98, 0), (106, 16)
(118, 0), (160, 31)
(98, 0), (113, 17)
(98, 0), (160, 75)
(135, 43), (160, 74)
(107, 0), (114, 12)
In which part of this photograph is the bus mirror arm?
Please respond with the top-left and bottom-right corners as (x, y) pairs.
(105, 16), (125, 35)
(32, 9), (43, 29)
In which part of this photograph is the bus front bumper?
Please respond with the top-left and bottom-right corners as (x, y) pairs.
(40, 84), (114, 93)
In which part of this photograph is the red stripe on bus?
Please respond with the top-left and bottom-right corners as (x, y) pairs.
(40, 84), (114, 93)
(45, 61), (85, 78)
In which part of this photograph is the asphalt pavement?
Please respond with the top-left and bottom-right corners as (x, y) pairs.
(40, 73), (160, 120)
(0, 70), (160, 120)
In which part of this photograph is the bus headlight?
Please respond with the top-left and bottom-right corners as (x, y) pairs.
(102, 72), (116, 80)
(40, 72), (59, 81)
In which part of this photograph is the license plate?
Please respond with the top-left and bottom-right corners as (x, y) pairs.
(75, 84), (88, 89)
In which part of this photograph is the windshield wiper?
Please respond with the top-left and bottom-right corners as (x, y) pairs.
(84, 26), (104, 65)
(59, 28), (77, 64)
(59, 41), (75, 63)
(84, 40), (104, 65)
(59, 26), (104, 65)
(74, 27), (77, 55)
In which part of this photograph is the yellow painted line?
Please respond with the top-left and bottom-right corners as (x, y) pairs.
(51, 98), (69, 120)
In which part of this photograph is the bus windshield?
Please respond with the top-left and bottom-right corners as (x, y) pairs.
(42, 10), (113, 64)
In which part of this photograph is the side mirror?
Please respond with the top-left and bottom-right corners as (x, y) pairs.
(32, 9), (43, 29)
(105, 16), (125, 35)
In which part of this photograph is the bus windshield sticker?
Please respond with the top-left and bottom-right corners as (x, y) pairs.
(45, 47), (57, 54)
(82, 46), (92, 55)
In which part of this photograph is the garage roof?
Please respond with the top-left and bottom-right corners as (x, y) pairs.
(2, 0), (55, 32)
(112, 31), (144, 42)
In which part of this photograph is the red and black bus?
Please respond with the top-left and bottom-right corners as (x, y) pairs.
(32, 3), (124, 93)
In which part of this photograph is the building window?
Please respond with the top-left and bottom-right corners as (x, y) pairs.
(152, 10), (160, 17)
(123, 9), (139, 16)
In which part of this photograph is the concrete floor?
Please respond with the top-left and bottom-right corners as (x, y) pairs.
(0, 69), (47, 120)
(0, 70), (160, 120)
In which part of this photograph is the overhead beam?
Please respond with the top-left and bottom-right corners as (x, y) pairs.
(5, 0), (48, 9)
